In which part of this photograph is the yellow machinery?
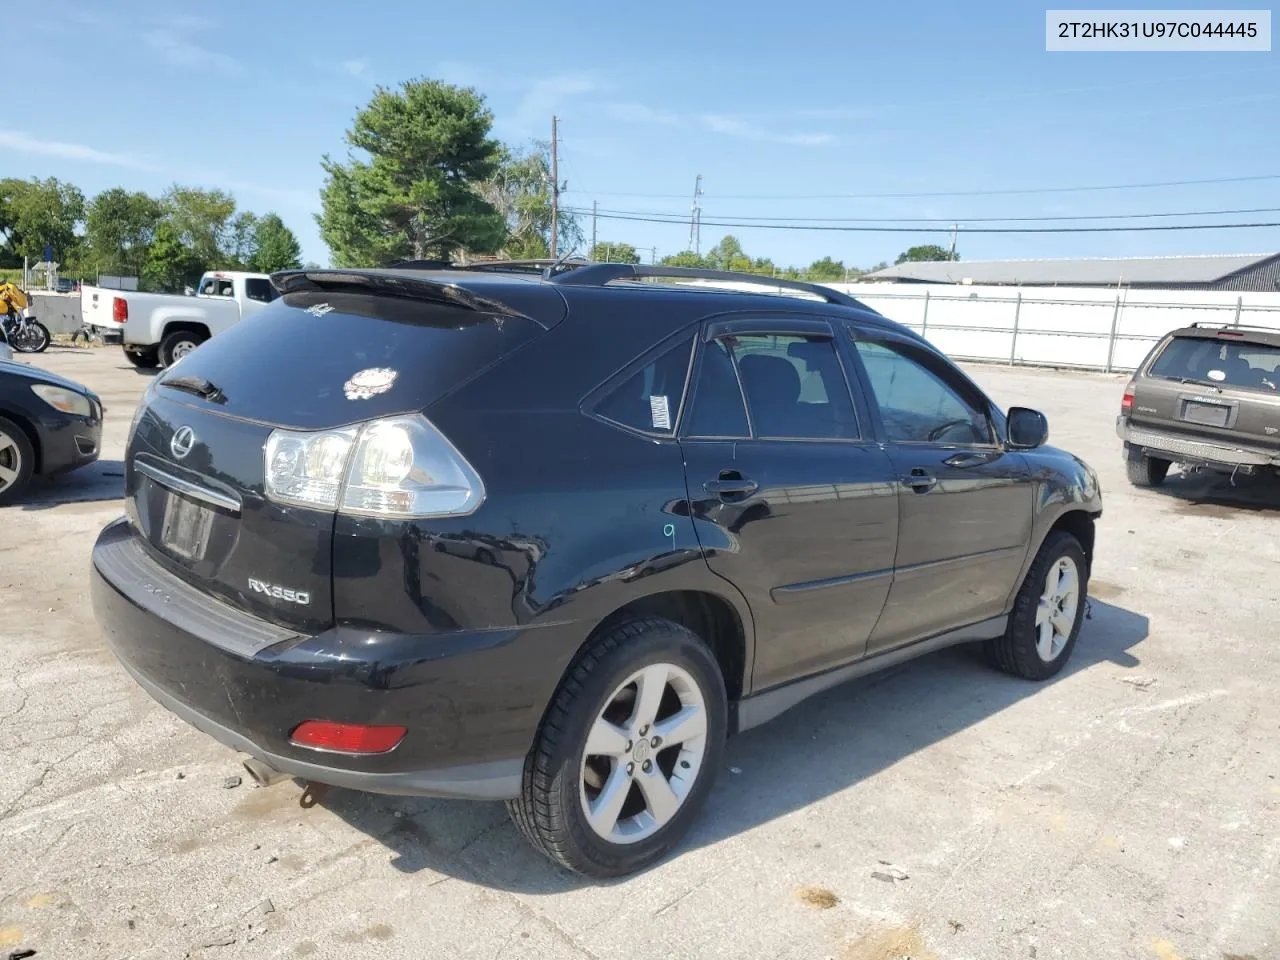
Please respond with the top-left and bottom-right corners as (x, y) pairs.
(0, 281), (30, 318)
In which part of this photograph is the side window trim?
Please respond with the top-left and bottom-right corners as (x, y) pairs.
(846, 325), (999, 448)
(680, 334), (755, 440)
(580, 329), (697, 439)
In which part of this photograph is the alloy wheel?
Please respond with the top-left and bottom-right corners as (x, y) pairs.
(0, 429), (22, 495)
(1035, 555), (1080, 661)
(579, 662), (709, 844)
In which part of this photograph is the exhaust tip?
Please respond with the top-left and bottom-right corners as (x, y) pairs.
(241, 755), (289, 788)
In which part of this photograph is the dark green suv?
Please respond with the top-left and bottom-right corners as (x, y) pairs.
(1118, 323), (1280, 487)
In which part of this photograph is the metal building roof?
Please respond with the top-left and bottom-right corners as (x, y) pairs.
(864, 253), (1279, 286)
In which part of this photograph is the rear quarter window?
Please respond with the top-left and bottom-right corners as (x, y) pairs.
(589, 335), (695, 435)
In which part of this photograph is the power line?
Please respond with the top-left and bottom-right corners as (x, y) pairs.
(571, 205), (1280, 224)
(564, 209), (1280, 234)
(562, 173), (1280, 201)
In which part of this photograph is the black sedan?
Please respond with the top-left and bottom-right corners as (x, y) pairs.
(0, 358), (103, 504)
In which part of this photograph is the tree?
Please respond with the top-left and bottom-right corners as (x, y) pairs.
(476, 141), (581, 260)
(226, 211), (259, 267)
(251, 214), (303, 272)
(163, 186), (237, 267)
(660, 250), (711, 269)
(895, 244), (957, 264)
(0, 177), (86, 267)
(318, 78), (507, 265)
(805, 256), (847, 281)
(84, 188), (163, 277)
(142, 220), (203, 292)
(588, 241), (640, 264)
(706, 234), (752, 273)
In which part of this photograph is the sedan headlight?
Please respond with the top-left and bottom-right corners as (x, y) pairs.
(263, 414), (485, 519)
(31, 384), (92, 417)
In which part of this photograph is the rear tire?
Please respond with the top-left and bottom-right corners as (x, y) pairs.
(159, 330), (205, 368)
(124, 347), (160, 369)
(507, 617), (727, 877)
(985, 531), (1087, 681)
(0, 415), (36, 505)
(1125, 446), (1171, 487)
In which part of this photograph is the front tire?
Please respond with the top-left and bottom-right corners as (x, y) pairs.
(0, 415), (36, 505)
(159, 329), (205, 368)
(1125, 445), (1171, 487)
(985, 531), (1087, 680)
(508, 617), (727, 877)
(12, 320), (50, 353)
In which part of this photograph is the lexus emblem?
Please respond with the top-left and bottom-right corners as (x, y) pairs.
(170, 426), (196, 460)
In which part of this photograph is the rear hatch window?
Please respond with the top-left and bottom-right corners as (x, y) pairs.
(1148, 335), (1280, 393)
(159, 289), (545, 429)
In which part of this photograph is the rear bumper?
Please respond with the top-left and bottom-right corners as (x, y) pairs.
(90, 518), (583, 799)
(1117, 417), (1279, 470)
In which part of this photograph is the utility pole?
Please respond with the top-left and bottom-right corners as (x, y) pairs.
(948, 223), (959, 260)
(591, 200), (597, 257)
(689, 174), (703, 255)
(550, 115), (560, 259)
(647, 246), (657, 264)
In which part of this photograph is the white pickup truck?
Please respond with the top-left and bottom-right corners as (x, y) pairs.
(82, 271), (279, 368)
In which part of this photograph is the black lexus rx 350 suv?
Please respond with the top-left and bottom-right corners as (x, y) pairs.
(92, 263), (1102, 877)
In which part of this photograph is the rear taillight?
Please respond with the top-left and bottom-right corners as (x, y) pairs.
(290, 720), (406, 755)
(263, 414), (485, 519)
(112, 297), (128, 323)
(1121, 383), (1135, 414)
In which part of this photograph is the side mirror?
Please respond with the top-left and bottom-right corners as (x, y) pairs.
(1007, 407), (1049, 449)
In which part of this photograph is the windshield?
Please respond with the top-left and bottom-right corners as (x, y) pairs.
(1148, 336), (1280, 392)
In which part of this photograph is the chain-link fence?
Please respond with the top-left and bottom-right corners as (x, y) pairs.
(826, 283), (1280, 373)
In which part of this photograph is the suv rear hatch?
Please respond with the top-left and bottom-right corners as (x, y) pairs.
(125, 272), (556, 633)
(1130, 327), (1280, 454)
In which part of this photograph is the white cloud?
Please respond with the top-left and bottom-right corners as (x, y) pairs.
(699, 114), (834, 147)
(340, 59), (367, 79)
(605, 101), (681, 125)
(142, 28), (243, 77)
(0, 129), (160, 172)
(513, 74), (602, 130)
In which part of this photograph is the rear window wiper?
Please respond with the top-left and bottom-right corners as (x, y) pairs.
(161, 373), (226, 403)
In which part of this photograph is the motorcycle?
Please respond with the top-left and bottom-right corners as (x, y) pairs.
(0, 312), (51, 353)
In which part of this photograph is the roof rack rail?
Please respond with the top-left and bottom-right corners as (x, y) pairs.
(1188, 320), (1280, 332)
(546, 263), (867, 309)
(460, 258), (591, 275)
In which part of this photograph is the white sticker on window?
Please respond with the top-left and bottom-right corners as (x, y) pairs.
(1207, 369), (1226, 381)
(649, 395), (671, 429)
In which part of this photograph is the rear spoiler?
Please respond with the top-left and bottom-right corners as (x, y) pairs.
(270, 269), (532, 322)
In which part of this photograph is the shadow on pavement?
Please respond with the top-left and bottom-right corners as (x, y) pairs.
(1154, 467), (1280, 515)
(317, 599), (1148, 890)
(19, 458), (125, 510)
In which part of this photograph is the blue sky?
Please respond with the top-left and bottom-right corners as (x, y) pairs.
(10, 1), (1278, 269)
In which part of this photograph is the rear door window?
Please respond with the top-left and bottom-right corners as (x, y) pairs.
(1148, 336), (1280, 392)
(731, 334), (859, 440)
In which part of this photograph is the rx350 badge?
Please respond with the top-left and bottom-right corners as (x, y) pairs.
(249, 578), (310, 605)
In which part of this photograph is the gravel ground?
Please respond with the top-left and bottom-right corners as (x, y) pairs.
(1, 346), (1277, 960)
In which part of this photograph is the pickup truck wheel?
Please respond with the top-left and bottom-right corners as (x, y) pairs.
(985, 531), (1087, 681)
(124, 347), (160, 369)
(507, 617), (727, 877)
(160, 330), (205, 368)
(0, 415), (35, 505)
(1124, 445), (1171, 487)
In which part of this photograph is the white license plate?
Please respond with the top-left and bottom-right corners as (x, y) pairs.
(160, 493), (214, 561)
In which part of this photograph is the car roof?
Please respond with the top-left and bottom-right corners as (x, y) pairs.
(324, 266), (924, 343)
